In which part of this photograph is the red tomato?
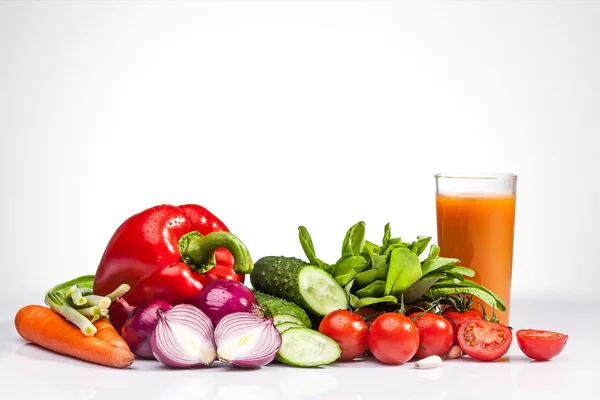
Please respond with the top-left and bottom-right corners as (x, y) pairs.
(354, 307), (378, 318)
(410, 312), (454, 359)
(354, 307), (380, 329)
(318, 310), (368, 361)
(458, 319), (512, 361)
(516, 329), (568, 361)
(368, 313), (419, 365)
(442, 308), (483, 346)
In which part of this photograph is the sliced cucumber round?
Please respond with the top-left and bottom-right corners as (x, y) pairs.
(276, 321), (304, 333)
(277, 328), (341, 367)
(274, 314), (305, 326)
(298, 266), (348, 315)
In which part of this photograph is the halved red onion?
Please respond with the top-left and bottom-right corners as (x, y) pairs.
(214, 312), (281, 368)
(151, 304), (216, 368)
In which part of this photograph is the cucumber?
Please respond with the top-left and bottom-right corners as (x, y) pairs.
(277, 328), (341, 367)
(253, 290), (312, 328)
(273, 314), (305, 326)
(276, 321), (304, 333)
(250, 256), (348, 316)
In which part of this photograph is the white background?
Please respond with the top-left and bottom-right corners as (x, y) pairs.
(1, 3), (599, 400)
(1, 1), (599, 303)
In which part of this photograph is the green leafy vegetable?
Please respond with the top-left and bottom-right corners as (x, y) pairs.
(421, 256), (460, 276)
(341, 221), (366, 257)
(361, 242), (387, 271)
(382, 242), (409, 256)
(427, 279), (506, 311)
(384, 247), (422, 296)
(344, 280), (397, 308)
(355, 280), (386, 298)
(424, 244), (441, 261)
(363, 240), (380, 255)
(408, 236), (432, 256)
(298, 226), (330, 271)
(401, 274), (444, 304)
(295, 221), (506, 313)
(382, 223), (391, 248)
(355, 265), (388, 288)
(332, 255), (368, 287)
(445, 266), (475, 278)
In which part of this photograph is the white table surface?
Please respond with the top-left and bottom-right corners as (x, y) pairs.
(1, 296), (597, 400)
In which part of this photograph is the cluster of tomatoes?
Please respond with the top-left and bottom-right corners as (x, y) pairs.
(318, 307), (568, 365)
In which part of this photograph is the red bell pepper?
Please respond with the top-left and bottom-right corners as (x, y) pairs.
(93, 204), (253, 307)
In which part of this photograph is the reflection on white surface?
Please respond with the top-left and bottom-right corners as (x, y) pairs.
(415, 365), (443, 381)
(217, 383), (279, 400)
(159, 377), (217, 400)
(516, 357), (570, 391)
(278, 370), (339, 398)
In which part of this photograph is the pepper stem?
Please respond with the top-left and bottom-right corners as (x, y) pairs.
(179, 231), (254, 275)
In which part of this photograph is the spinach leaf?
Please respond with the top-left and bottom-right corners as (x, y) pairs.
(408, 236), (431, 256)
(386, 237), (403, 247)
(383, 241), (409, 256)
(400, 269), (469, 304)
(355, 280), (386, 298)
(351, 295), (399, 308)
(354, 263), (389, 288)
(342, 221), (366, 257)
(298, 226), (330, 270)
(363, 240), (380, 255)
(333, 255), (368, 287)
(345, 281), (398, 308)
(382, 223), (391, 248)
(445, 266), (475, 278)
(427, 280), (506, 311)
(421, 256), (460, 276)
(354, 269), (377, 288)
(441, 273), (466, 284)
(370, 253), (388, 270)
(401, 274), (443, 304)
(384, 247), (422, 296)
(424, 244), (441, 261)
(361, 242), (387, 271)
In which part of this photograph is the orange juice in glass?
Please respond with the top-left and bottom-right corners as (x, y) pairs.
(435, 173), (517, 324)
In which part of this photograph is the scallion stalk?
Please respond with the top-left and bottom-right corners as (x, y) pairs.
(44, 275), (130, 336)
(105, 284), (131, 301)
(83, 295), (111, 309)
(68, 286), (87, 306)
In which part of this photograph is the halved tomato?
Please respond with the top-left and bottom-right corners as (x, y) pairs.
(442, 308), (483, 346)
(516, 329), (568, 361)
(457, 319), (512, 361)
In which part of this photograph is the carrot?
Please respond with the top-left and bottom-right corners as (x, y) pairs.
(15, 305), (134, 369)
(94, 317), (131, 351)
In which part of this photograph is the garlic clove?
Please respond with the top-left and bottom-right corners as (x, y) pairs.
(415, 355), (443, 369)
(443, 345), (463, 360)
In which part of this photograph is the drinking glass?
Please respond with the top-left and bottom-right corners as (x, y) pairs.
(435, 173), (517, 323)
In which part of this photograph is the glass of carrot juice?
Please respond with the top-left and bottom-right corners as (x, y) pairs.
(435, 173), (517, 324)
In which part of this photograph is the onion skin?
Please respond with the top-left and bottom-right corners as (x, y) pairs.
(121, 300), (172, 359)
(214, 312), (282, 368)
(191, 280), (261, 326)
(151, 304), (216, 368)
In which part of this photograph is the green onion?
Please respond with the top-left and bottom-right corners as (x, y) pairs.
(44, 275), (130, 336)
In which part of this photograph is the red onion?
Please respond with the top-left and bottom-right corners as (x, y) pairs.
(122, 300), (173, 359)
(151, 304), (216, 368)
(108, 298), (136, 335)
(192, 280), (262, 326)
(214, 312), (281, 368)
